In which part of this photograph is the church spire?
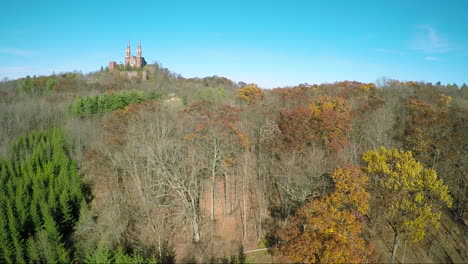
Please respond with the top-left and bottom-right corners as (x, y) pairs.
(137, 42), (142, 58)
(126, 42), (131, 58)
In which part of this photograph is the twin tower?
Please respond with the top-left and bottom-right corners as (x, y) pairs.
(108, 42), (147, 71)
(125, 42), (147, 68)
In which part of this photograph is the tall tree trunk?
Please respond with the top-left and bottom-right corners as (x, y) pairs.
(238, 181), (245, 240)
(390, 230), (399, 263)
(233, 176), (237, 212)
(192, 215), (200, 243)
(211, 139), (218, 222)
(190, 194), (201, 243)
(211, 176), (215, 221)
(224, 172), (228, 216)
(401, 239), (408, 263)
(127, 167), (157, 233)
(242, 174), (247, 240)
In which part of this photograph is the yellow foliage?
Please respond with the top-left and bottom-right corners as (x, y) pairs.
(359, 83), (376, 91)
(183, 133), (197, 141)
(309, 96), (350, 115)
(437, 94), (452, 108)
(363, 147), (452, 242)
(221, 157), (235, 167)
(236, 84), (264, 104)
(308, 96), (352, 152)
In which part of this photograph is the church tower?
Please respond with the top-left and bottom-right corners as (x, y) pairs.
(125, 42), (131, 65)
(136, 42), (145, 68)
(137, 42), (142, 58)
(123, 42), (146, 68)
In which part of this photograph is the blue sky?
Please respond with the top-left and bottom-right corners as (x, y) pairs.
(1, 0), (467, 88)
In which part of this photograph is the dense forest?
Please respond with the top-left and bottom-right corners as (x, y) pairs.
(0, 63), (466, 263)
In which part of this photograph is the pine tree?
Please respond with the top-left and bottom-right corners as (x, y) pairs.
(6, 198), (25, 263)
(84, 245), (113, 264)
(26, 237), (40, 263)
(114, 248), (135, 264)
(0, 200), (14, 264)
(35, 230), (57, 263)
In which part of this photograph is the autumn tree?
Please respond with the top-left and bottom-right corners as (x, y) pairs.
(363, 147), (453, 263)
(185, 101), (249, 222)
(403, 96), (467, 221)
(276, 166), (371, 263)
(348, 83), (387, 150)
(236, 83), (263, 105)
(279, 96), (351, 153)
(271, 85), (311, 108)
(403, 97), (450, 165)
(112, 102), (204, 244)
(78, 100), (202, 259)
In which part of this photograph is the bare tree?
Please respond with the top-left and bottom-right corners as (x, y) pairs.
(110, 103), (204, 243)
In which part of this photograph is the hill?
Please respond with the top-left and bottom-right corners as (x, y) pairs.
(0, 65), (466, 263)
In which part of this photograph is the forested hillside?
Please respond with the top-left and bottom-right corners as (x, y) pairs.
(0, 64), (466, 263)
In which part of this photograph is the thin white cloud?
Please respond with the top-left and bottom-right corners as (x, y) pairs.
(424, 56), (439, 61)
(0, 48), (36, 57)
(411, 25), (450, 53)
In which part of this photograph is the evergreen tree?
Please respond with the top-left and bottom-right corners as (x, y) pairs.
(67, 91), (162, 116)
(84, 245), (113, 264)
(0, 130), (87, 263)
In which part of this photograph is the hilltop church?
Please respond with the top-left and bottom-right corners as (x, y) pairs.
(109, 42), (147, 70)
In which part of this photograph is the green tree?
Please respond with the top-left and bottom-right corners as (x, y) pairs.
(461, 83), (468, 99)
(0, 130), (86, 263)
(20, 76), (34, 93)
(26, 238), (40, 263)
(67, 91), (162, 116)
(84, 245), (113, 264)
(45, 77), (56, 91)
(196, 86), (226, 104)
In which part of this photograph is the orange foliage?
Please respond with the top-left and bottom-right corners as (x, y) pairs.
(276, 166), (372, 263)
(100, 101), (150, 147)
(223, 121), (250, 149)
(272, 86), (310, 107)
(404, 98), (451, 156)
(279, 96), (351, 153)
(403, 97), (467, 220)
